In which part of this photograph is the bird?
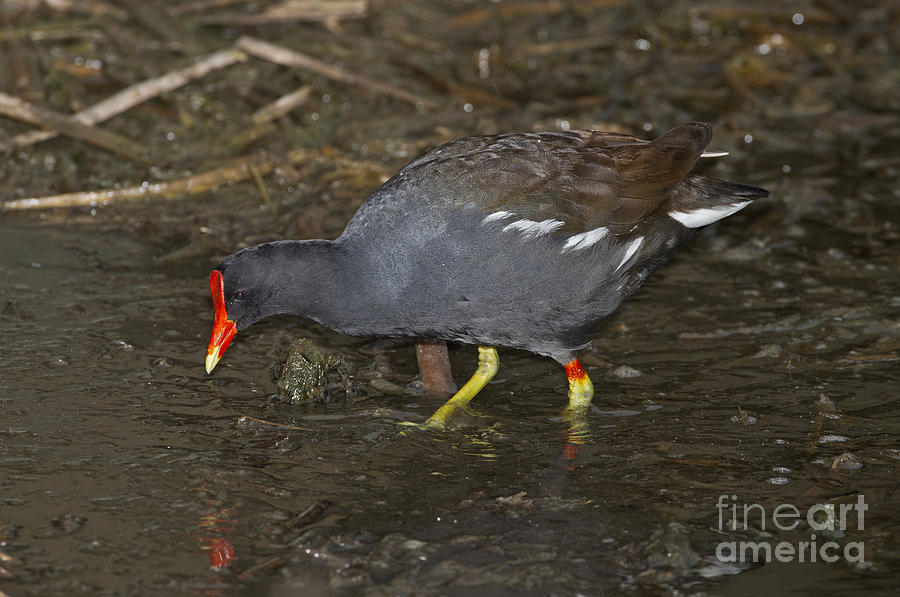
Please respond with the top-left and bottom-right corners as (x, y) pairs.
(205, 122), (767, 429)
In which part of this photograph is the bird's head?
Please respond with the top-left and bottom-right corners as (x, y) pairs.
(204, 239), (342, 373)
(205, 256), (275, 373)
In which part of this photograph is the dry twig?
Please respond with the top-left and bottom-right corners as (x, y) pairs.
(194, 0), (367, 25)
(2, 149), (308, 209)
(236, 35), (438, 109)
(3, 147), (385, 210)
(251, 85), (312, 124)
(8, 48), (246, 149)
(169, 0), (250, 16)
(41, 0), (123, 17)
(0, 91), (148, 160)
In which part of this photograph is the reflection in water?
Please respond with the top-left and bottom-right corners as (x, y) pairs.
(197, 497), (236, 569)
(415, 416), (595, 464)
(456, 424), (502, 461)
(562, 411), (593, 467)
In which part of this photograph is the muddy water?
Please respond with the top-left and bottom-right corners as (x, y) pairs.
(1, 0), (899, 593)
(2, 163), (898, 596)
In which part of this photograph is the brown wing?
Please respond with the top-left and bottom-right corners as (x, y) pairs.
(344, 122), (712, 237)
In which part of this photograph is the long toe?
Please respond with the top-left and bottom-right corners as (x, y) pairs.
(397, 405), (484, 431)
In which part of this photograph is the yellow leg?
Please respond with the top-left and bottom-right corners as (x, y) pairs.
(401, 346), (499, 430)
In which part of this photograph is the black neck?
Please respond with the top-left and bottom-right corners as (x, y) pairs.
(254, 239), (374, 334)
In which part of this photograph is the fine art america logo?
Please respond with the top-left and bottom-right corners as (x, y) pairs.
(715, 494), (867, 564)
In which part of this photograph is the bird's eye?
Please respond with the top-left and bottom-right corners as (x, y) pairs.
(234, 290), (246, 301)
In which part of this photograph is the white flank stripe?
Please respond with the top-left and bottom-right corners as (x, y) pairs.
(668, 201), (751, 228)
(615, 236), (644, 272)
(482, 210), (514, 224)
(562, 226), (609, 252)
(502, 218), (564, 238)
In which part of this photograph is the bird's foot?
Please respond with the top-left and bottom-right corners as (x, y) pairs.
(397, 404), (483, 433)
(399, 345), (497, 434)
(397, 418), (446, 432)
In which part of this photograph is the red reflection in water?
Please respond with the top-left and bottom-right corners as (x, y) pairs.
(197, 504), (236, 569)
(203, 537), (235, 568)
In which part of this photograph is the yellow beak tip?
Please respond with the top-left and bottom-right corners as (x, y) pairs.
(205, 350), (221, 374)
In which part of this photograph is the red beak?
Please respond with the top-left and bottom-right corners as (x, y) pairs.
(206, 270), (236, 373)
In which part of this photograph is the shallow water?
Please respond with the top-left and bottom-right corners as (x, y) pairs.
(2, 164), (897, 595)
(2, 0), (899, 595)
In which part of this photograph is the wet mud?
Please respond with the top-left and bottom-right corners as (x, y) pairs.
(1, 0), (898, 595)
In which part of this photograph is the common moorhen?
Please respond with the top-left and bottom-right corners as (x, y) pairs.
(206, 122), (767, 428)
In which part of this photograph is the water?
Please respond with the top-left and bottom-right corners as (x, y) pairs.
(2, 0), (899, 594)
(2, 168), (897, 594)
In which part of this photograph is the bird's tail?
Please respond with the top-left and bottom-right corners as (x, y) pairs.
(666, 175), (768, 228)
(690, 176), (769, 202)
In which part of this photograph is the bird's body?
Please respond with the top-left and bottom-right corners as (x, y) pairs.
(206, 122), (767, 427)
